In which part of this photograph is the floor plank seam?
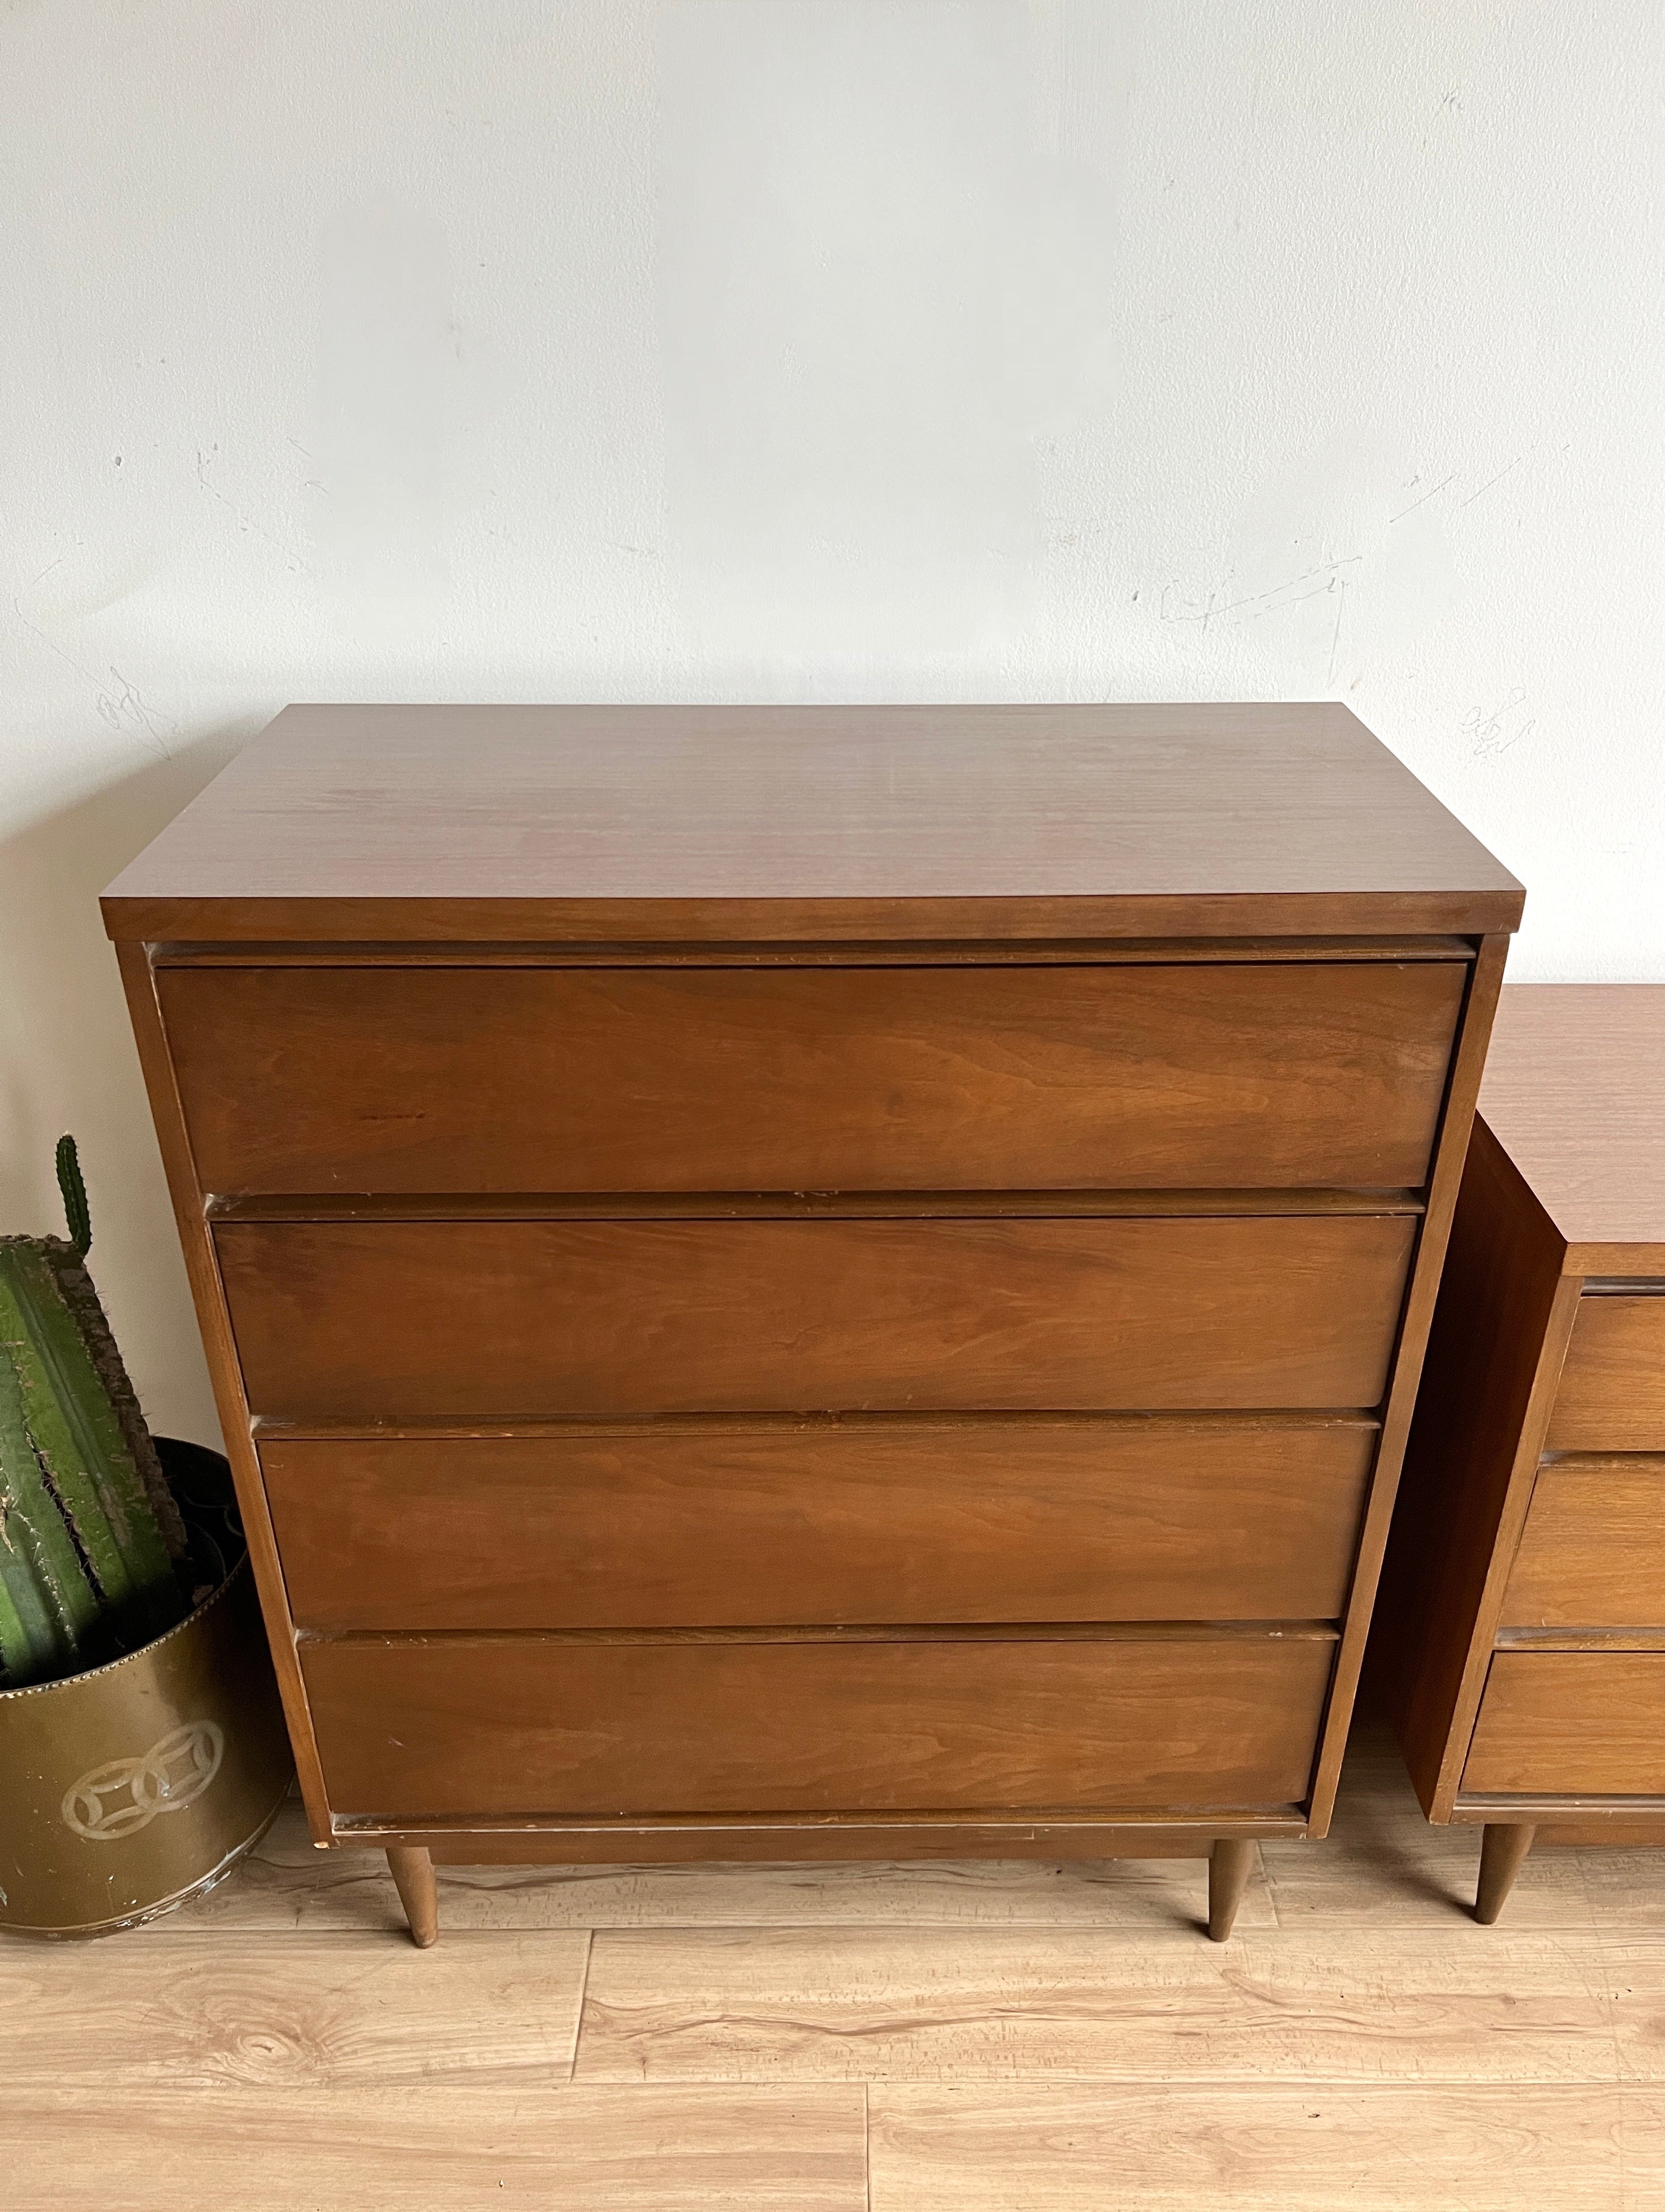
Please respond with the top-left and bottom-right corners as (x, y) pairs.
(569, 1928), (595, 2080)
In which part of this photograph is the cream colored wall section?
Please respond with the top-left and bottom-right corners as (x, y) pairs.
(2, 1), (1660, 1440)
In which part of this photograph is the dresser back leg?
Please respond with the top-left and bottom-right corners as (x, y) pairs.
(1474, 1822), (1535, 1924)
(1207, 1838), (1256, 1940)
(387, 1846), (439, 1947)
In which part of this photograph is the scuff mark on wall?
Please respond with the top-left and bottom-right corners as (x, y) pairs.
(1463, 688), (1537, 760)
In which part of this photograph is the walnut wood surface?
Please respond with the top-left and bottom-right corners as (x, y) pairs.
(260, 1415), (1376, 1634)
(111, 943), (335, 1838)
(384, 1846), (438, 1947)
(1502, 1458), (1665, 1628)
(1546, 1297), (1665, 1450)
(157, 958), (1463, 1196)
(105, 704), (1517, 1861)
(1474, 1822), (1536, 1924)
(1371, 1118), (1578, 1819)
(1535, 1819), (1665, 1846)
(99, 703), (1523, 944)
(1301, 932), (1511, 1835)
(217, 1213), (1415, 1422)
(408, 1814), (1305, 1861)
(300, 1634), (1335, 1821)
(1478, 986), (1665, 1252)
(1206, 1839), (1256, 1941)
(1463, 1653), (1665, 1795)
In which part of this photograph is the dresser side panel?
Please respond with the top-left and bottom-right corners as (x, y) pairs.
(1304, 931), (1508, 1832)
(1373, 1114), (1575, 1820)
(113, 940), (331, 1834)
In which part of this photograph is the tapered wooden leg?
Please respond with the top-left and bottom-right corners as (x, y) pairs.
(1474, 1822), (1535, 1925)
(387, 1846), (439, 1947)
(1208, 1838), (1256, 1941)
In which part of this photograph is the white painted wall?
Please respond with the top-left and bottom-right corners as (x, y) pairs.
(3, 1), (1660, 1441)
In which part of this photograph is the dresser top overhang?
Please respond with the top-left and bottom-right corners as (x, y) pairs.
(101, 701), (1523, 945)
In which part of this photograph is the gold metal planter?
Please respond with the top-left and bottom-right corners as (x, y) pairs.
(0, 1457), (293, 1938)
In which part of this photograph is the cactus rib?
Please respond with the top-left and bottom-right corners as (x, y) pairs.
(0, 1142), (189, 1688)
(0, 1244), (182, 1650)
(0, 1337), (99, 1676)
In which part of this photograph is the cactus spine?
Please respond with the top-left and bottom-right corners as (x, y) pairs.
(0, 1139), (186, 1688)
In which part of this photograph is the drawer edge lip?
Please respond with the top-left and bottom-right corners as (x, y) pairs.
(207, 1188), (1432, 1224)
(327, 1807), (1314, 1846)
(252, 1407), (1385, 1442)
(295, 1621), (1344, 1650)
(1452, 1791), (1665, 1824)
(1495, 1628), (1665, 1651)
(1536, 1449), (1665, 1466)
(144, 934), (1483, 967)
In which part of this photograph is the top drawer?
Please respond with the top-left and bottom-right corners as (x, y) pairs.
(1546, 1295), (1665, 1452)
(157, 958), (1464, 1195)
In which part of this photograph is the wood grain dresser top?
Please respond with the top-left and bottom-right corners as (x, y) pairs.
(1479, 986), (1665, 1255)
(101, 701), (1523, 944)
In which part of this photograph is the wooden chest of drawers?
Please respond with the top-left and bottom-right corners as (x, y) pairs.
(1376, 987), (1665, 1920)
(102, 703), (1520, 1944)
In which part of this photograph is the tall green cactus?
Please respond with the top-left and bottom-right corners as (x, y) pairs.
(0, 1139), (187, 1688)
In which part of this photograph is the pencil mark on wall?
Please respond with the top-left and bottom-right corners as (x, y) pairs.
(194, 442), (313, 575)
(101, 669), (171, 750)
(10, 584), (175, 759)
(1460, 453), (1528, 508)
(1389, 473), (1457, 523)
(1159, 556), (1361, 634)
(1462, 687), (1536, 760)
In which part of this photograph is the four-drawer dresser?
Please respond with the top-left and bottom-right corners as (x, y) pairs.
(1377, 986), (1665, 1921)
(102, 702), (1522, 1945)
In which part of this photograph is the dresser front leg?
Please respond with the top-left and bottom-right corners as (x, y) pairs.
(1207, 1838), (1255, 1941)
(387, 1846), (439, 1947)
(1474, 1822), (1535, 1925)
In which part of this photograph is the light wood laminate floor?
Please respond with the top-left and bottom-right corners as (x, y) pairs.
(11, 1723), (1665, 2209)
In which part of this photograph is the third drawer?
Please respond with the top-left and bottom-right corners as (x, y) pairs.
(1464, 1652), (1665, 1796)
(261, 1415), (1378, 1632)
(218, 1212), (1417, 1420)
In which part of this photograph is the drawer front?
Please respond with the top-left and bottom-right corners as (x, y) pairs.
(1502, 1458), (1665, 1628)
(159, 960), (1464, 1195)
(1463, 1653), (1665, 1795)
(301, 1634), (1334, 1818)
(1546, 1297), (1665, 1451)
(219, 1214), (1415, 1420)
(263, 1416), (1377, 1632)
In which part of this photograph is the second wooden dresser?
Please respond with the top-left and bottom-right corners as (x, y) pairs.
(1377, 986), (1665, 1920)
(102, 703), (1521, 1943)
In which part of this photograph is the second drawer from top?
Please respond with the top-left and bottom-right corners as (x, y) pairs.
(217, 1212), (1417, 1420)
(159, 957), (1465, 1195)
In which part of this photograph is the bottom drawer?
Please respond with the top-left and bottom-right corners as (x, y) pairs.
(301, 1633), (1334, 1821)
(1463, 1653), (1665, 1795)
